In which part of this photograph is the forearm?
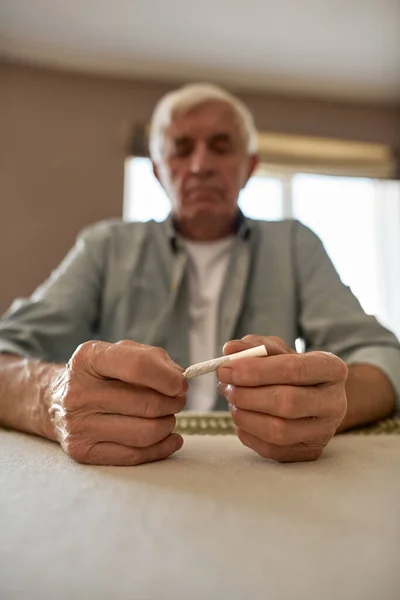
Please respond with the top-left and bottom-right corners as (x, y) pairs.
(337, 364), (396, 432)
(0, 354), (62, 441)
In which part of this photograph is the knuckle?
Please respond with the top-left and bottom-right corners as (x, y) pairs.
(153, 346), (169, 359)
(241, 334), (264, 345)
(63, 436), (91, 464)
(269, 335), (285, 347)
(136, 418), (169, 446)
(280, 387), (296, 416)
(316, 351), (348, 382)
(136, 421), (155, 446)
(73, 340), (92, 356)
(132, 347), (158, 372)
(270, 418), (288, 445)
(75, 340), (99, 358)
(69, 340), (104, 371)
(115, 339), (136, 347)
(295, 356), (310, 381)
(141, 395), (157, 418)
(147, 346), (168, 361)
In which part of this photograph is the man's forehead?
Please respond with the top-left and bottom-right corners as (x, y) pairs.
(166, 101), (240, 138)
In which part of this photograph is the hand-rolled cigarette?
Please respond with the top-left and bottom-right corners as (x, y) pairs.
(183, 344), (268, 379)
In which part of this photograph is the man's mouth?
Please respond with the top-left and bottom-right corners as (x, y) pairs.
(186, 186), (223, 199)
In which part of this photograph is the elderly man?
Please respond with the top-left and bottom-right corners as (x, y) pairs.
(0, 84), (399, 466)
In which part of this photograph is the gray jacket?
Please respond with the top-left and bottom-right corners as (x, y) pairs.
(1, 215), (399, 411)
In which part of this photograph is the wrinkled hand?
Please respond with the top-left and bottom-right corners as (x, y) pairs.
(217, 335), (348, 462)
(47, 340), (187, 466)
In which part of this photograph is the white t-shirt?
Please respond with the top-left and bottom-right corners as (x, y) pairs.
(181, 236), (235, 411)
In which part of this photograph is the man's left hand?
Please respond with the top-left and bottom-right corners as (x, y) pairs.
(217, 335), (348, 462)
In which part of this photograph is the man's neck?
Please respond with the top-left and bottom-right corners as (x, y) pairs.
(173, 213), (239, 242)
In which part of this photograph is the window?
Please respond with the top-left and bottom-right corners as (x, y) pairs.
(124, 157), (400, 339)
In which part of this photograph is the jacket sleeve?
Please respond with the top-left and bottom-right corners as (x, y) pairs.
(293, 220), (400, 411)
(0, 222), (112, 363)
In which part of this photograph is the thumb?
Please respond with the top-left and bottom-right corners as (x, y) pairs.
(223, 335), (295, 357)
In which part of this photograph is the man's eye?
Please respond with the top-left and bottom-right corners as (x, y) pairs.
(172, 142), (192, 157)
(211, 140), (233, 154)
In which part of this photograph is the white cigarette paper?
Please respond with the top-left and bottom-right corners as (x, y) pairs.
(183, 344), (268, 379)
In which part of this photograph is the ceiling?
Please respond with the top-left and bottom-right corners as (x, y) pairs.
(1, 0), (400, 103)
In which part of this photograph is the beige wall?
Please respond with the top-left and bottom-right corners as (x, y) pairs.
(1, 59), (399, 314)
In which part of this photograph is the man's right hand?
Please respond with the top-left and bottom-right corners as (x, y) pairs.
(46, 340), (187, 466)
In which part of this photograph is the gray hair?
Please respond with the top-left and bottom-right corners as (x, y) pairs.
(149, 83), (258, 164)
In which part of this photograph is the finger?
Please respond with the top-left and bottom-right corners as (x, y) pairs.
(230, 405), (337, 446)
(236, 428), (326, 463)
(223, 335), (294, 357)
(78, 380), (186, 418)
(218, 351), (348, 387)
(71, 341), (187, 397)
(72, 414), (177, 447)
(218, 383), (339, 418)
(68, 433), (184, 466)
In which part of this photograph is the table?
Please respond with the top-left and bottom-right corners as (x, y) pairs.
(1, 415), (400, 600)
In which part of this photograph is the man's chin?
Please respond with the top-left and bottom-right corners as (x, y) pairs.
(174, 206), (238, 239)
(188, 206), (226, 221)
(186, 206), (238, 230)
(189, 196), (231, 213)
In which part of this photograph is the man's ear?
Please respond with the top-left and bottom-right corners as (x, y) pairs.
(242, 154), (259, 188)
(152, 162), (161, 184)
(247, 154), (259, 180)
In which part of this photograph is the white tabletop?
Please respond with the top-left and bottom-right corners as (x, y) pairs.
(1, 430), (399, 600)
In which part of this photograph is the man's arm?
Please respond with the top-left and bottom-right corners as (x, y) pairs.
(0, 222), (110, 364)
(339, 363), (396, 432)
(0, 354), (60, 440)
(294, 220), (400, 422)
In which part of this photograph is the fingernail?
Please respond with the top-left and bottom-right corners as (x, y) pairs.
(217, 382), (226, 396)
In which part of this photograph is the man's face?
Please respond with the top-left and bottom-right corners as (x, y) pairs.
(153, 101), (257, 227)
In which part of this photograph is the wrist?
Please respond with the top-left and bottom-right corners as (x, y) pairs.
(39, 362), (67, 441)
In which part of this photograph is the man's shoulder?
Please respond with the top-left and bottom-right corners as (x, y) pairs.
(248, 218), (296, 243)
(79, 218), (148, 238)
(76, 218), (166, 247)
(249, 218), (318, 246)
(249, 218), (294, 232)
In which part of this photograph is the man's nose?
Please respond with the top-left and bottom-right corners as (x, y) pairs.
(189, 144), (214, 176)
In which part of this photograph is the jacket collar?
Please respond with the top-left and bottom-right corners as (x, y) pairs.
(163, 209), (253, 251)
